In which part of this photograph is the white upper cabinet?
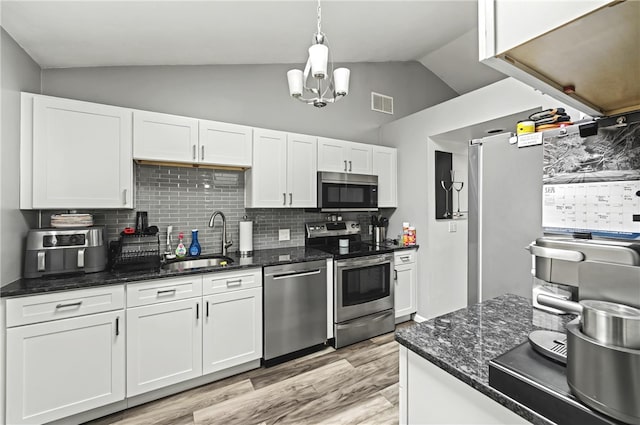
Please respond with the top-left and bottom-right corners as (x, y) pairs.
(479, 0), (636, 116)
(245, 130), (317, 208)
(373, 145), (398, 208)
(133, 110), (198, 163)
(133, 110), (252, 167)
(245, 129), (288, 208)
(199, 120), (252, 167)
(318, 137), (372, 174)
(21, 93), (133, 209)
(286, 133), (318, 208)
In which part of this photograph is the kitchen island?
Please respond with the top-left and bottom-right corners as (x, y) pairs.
(395, 294), (574, 425)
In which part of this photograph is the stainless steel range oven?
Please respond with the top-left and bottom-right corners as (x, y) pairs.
(334, 253), (394, 347)
(306, 220), (395, 348)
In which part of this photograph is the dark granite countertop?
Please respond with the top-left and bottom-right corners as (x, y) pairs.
(0, 247), (332, 298)
(395, 294), (574, 425)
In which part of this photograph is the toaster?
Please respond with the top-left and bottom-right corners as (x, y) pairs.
(24, 226), (107, 278)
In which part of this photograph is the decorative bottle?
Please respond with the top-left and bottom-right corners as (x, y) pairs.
(189, 229), (201, 257)
(175, 232), (187, 258)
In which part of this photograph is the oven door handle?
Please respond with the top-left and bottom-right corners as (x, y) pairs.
(336, 255), (393, 268)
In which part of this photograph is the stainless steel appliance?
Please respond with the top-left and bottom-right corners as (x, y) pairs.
(317, 172), (378, 212)
(496, 236), (640, 424)
(24, 226), (107, 278)
(263, 260), (327, 365)
(306, 220), (394, 348)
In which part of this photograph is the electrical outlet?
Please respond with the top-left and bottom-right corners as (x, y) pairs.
(279, 228), (290, 241)
(448, 222), (457, 233)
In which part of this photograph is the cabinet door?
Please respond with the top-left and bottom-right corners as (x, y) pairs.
(202, 287), (262, 374)
(287, 133), (317, 208)
(199, 120), (252, 167)
(317, 137), (348, 172)
(373, 146), (398, 207)
(347, 142), (373, 174)
(246, 129), (287, 207)
(32, 96), (133, 208)
(126, 298), (202, 396)
(133, 110), (198, 163)
(395, 262), (417, 318)
(6, 311), (125, 425)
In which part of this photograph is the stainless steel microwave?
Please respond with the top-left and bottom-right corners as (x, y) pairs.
(317, 172), (378, 212)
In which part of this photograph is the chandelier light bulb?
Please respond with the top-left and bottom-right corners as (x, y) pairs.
(309, 44), (329, 79)
(333, 68), (350, 96)
(287, 69), (304, 97)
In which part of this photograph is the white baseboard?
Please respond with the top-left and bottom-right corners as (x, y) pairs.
(413, 314), (428, 323)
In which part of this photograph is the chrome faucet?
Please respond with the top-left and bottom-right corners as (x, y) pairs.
(208, 210), (233, 256)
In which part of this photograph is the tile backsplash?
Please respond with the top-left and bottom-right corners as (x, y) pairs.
(45, 164), (378, 255)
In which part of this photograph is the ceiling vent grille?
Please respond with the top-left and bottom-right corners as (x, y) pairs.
(371, 92), (394, 115)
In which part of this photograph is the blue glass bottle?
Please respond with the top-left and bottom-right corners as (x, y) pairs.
(189, 229), (201, 257)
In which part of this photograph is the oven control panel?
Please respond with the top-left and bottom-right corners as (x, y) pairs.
(306, 221), (360, 238)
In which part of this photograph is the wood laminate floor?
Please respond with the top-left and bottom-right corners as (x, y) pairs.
(86, 323), (413, 425)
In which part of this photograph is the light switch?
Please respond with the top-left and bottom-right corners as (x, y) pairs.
(448, 222), (457, 233)
(279, 228), (290, 241)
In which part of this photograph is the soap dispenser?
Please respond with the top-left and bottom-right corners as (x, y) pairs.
(175, 232), (187, 258)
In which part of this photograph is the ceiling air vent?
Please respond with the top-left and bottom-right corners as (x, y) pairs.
(371, 92), (394, 115)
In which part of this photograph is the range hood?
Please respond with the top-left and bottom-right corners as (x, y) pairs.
(481, 0), (640, 117)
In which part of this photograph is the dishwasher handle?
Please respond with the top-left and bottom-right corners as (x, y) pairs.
(272, 269), (323, 280)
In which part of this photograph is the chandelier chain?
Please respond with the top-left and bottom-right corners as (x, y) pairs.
(316, 0), (322, 36)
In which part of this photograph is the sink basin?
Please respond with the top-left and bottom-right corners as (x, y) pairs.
(162, 256), (234, 271)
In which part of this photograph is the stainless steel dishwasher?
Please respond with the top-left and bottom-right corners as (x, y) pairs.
(263, 260), (327, 364)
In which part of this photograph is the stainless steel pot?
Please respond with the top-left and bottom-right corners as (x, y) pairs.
(537, 294), (640, 349)
(566, 319), (640, 425)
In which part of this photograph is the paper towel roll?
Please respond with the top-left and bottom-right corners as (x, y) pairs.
(239, 220), (253, 256)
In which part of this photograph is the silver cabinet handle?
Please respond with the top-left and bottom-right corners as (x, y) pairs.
(192, 145), (197, 160)
(349, 160), (352, 172)
(196, 302), (200, 319)
(394, 269), (398, 281)
(37, 251), (46, 271)
(157, 288), (176, 296)
(206, 301), (209, 317)
(400, 255), (410, 262)
(77, 248), (85, 268)
(289, 193), (293, 205)
(56, 301), (82, 309)
(123, 189), (128, 205)
(283, 193), (286, 205)
(201, 145), (205, 161)
(115, 316), (120, 336)
(344, 160), (347, 171)
(226, 279), (242, 287)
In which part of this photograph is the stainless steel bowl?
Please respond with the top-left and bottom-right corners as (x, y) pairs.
(537, 294), (640, 349)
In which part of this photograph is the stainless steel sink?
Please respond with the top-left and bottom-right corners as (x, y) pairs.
(162, 256), (234, 271)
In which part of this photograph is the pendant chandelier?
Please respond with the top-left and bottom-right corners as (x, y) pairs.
(286, 0), (350, 108)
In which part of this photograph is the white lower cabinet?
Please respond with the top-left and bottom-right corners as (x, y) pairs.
(394, 250), (417, 319)
(402, 348), (528, 424)
(203, 287), (262, 374)
(126, 298), (202, 397)
(6, 310), (125, 425)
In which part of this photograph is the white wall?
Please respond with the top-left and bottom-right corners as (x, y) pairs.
(1, 28), (40, 285)
(381, 77), (573, 320)
(0, 26), (41, 425)
(41, 61), (458, 145)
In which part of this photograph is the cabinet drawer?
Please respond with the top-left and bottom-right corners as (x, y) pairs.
(202, 268), (262, 295)
(395, 250), (416, 265)
(6, 285), (125, 327)
(127, 275), (203, 307)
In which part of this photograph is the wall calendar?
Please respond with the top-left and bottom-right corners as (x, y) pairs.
(542, 120), (640, 240)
